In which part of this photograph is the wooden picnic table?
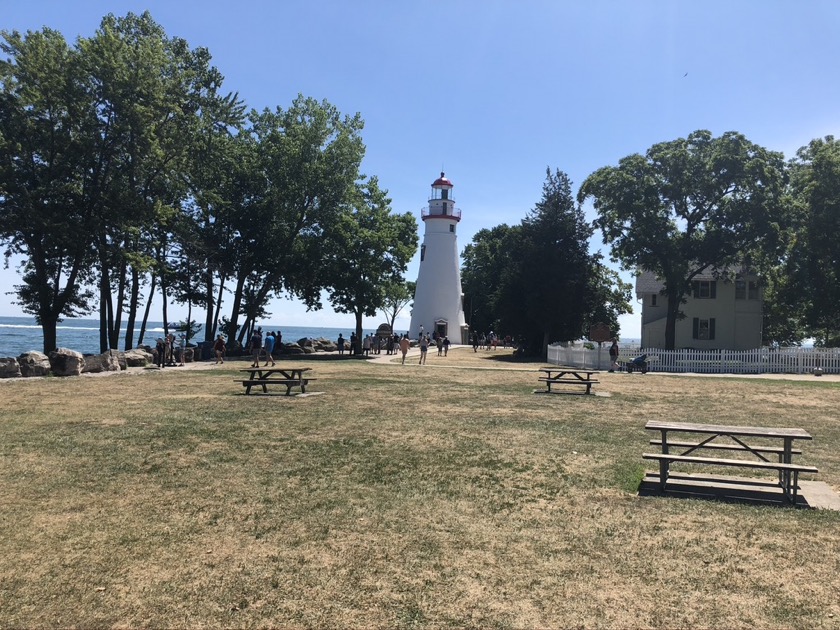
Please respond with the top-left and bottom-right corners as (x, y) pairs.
(643, 421), (818, 503)
(537, 367), (600, 394)
(238, 366), (314, 395)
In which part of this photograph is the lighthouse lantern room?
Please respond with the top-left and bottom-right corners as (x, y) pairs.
(409, 173), (468, 343)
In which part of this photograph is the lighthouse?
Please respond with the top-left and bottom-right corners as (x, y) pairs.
(409, 172), (468, 343)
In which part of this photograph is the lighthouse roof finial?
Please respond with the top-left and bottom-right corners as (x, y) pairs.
(432, 172), (453, 188)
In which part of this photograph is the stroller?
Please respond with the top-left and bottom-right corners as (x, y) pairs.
(624, 353), (649, 374)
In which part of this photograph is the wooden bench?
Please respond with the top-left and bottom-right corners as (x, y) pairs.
(644, 421), (817, 503)
(537, 368), (600, 394)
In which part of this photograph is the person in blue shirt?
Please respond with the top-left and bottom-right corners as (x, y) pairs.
(263, 331), (276, 367)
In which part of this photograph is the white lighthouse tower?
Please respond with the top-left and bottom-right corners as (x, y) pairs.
(409, 172), (468, 343)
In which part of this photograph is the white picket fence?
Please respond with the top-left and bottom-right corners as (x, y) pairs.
(547, 344), (840, 375)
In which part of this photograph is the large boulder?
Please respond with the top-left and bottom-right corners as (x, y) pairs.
(282, 342), (305, 355)
(313, 337), (337, 352)
(124, 348), (153, 367)
(82, 351), (121, 374)
(0, 358), (22, 379)
(49, 348), (84, 377)
(18, 351), (51, 377)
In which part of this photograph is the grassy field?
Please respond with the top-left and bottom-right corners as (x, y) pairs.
(1, 348), (839, 628)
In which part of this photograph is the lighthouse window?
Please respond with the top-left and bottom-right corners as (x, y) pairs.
(449, 224), (455, 233)
(420, 244), (426, 261)
(441, 189), (448, 200)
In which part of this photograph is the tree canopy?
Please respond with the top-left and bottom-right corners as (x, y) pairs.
(578, 130), (788, 350)
(462, 169), (631, 357)
(0, 12), (417, 353)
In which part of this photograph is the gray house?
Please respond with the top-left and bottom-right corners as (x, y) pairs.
(636, 268), (763, 350)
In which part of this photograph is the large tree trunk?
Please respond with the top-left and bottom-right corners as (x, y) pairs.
(41, 314), (59, 355)
(125, 266), (140, 350)
(211, 275), (226, 340)
(99, 260), (111, 353)
(138, 272), (157, 347)
(203, 268), (215, 342)
(109, 257), (127, 350)
(228, 274), (247, 345)
(354, 310), (364, 355)
(665, 290), (681, 351)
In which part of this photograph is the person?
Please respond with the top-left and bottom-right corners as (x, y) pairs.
(337, 333), (345, 355)
(155, 337), (166, 368)
(249, 327), (263, 368)
(362, 333), (372, 356)
(472, 332), (479, 353)
(349, 332), (357, 356)
(609, 338), (620, 372)
(166, 333), (176, 366)
(436, 335), (444, 356)
(418, 333), (429, 365)
(213, 335), (226, 364)
(443, 336), (450, 356)
(399, 334), (411, 365)
(263, 330), (276, 367)
(178, 333), (187, 366)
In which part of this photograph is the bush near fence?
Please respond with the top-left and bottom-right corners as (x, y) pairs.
(547, 344), (840, 375)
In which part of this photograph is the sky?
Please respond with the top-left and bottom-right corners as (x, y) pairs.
(3, 1), (840, 338)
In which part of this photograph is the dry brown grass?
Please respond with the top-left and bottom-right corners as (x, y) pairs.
(1, 347), (839, 628)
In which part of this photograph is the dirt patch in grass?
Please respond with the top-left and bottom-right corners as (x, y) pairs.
(0, 351), (838, 627)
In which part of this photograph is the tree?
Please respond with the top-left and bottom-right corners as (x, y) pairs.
(461, 224), (519, 335)
(783, 136), (840, 346)
(223, 96), (367, 341)
(498, 169), (596, 356)
(578, 130), (788, 349)
(380, 280), (415, 335)
(461, 169), (627, 357)
(0, 27), (95, 352)
(323, 178), (417, 353)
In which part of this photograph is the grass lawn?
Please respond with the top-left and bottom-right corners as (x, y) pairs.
(1, 347), (839, 628)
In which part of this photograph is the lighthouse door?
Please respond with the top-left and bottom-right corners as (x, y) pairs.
(434, 320), (448, 339)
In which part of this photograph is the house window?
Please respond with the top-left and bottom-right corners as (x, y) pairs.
(736, 279), (760, 300)
(420, 244), (426, 262)
(650, 294), (657, 307)
(693, 317), (716, 340)
(692, 280), (717, 299)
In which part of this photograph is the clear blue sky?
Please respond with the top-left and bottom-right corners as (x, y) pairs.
(3, 1), (839, 337)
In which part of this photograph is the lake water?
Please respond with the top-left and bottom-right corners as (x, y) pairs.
(0, 316), (355, 357)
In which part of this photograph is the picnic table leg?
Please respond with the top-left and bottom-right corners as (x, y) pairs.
(782, 437), (793, 501)
(658, 430), (670, 490)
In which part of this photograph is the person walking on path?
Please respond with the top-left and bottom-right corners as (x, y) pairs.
(213, 335), (226, 364)
(337, 333), (345, 355)
(263, 331), (276, 366)
(249, 328), (263, 368)
(399, 334), (411, 365)
(418, 334), (429, 365)
(609, 338), (620, 372)
(443, 336), (450, 356)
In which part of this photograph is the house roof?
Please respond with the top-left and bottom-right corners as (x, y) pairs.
(635, 266), (752, 297)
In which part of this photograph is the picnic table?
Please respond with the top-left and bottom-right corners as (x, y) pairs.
(643, 421), (818, 503)
(537, 367), (600, 394)
(238, 366), (314, 395)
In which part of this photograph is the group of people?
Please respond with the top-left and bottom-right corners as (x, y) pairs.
(246, 328), (283, 367)
(155, 332), (187, 368)
(470, 331), (508, 352)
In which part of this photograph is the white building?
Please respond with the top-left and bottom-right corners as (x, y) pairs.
(409, 173), (468, 343)
(636, 267), (763, 350)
